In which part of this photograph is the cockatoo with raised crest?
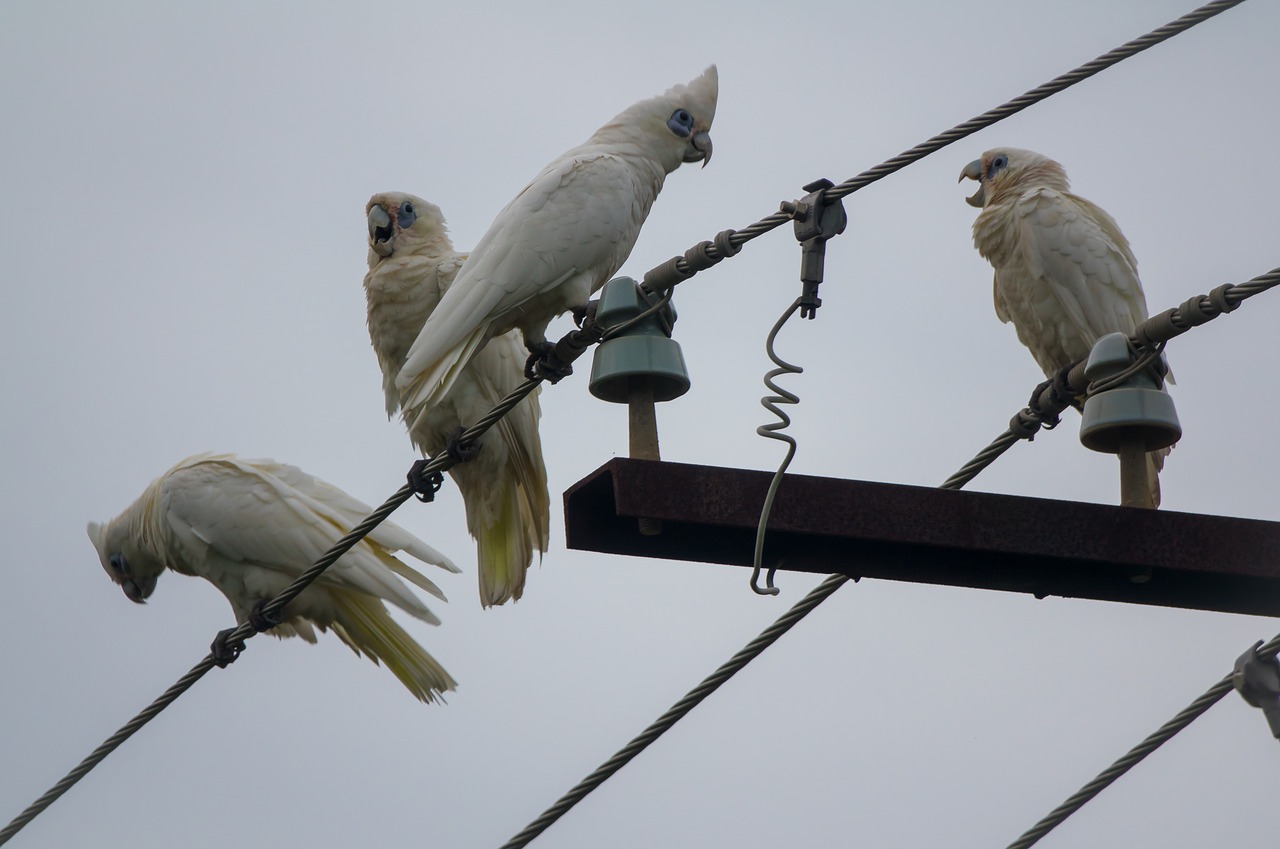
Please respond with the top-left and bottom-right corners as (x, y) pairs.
(365, 192), (549, 607)
(395, 65), (718, 416)
(87, 453), (459, 702)
(960, 147), (1169, 505)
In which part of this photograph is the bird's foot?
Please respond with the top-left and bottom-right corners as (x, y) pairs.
(247, 600), (283, 633)
(210, 628), (246, 668)
(445, 426), (482, 463)
(1027, 377), (1063, 431)
(571, 301), (598, 329)
(408, 460), (445, 503)
(523, 341), (574, 383)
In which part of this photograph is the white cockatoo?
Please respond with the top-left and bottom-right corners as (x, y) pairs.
(87, 453), (460, 702)
(365, 192), (549, 607)
(960, 147), (1169, 504)
(395, 65), (718, 416)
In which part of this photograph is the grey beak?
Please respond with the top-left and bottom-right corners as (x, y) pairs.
(687, 131), (713, 167)
(368, 204), (395, 257)
(122, 576), (154, 604)
(959, 159), (985, 208)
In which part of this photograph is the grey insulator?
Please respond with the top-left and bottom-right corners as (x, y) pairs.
(1079, 332), (1181, 453)
(588, 277), (691, 404)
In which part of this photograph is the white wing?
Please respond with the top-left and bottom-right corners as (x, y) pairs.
(998, 187), (1150, 371)
(157, 456), (452, 624)
(396, 151), (647, 409)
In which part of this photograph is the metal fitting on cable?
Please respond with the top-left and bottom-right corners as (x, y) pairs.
(589, 277), (692, 536)
(781, 178), (848, 318)
(1232, 641), (1280, 740)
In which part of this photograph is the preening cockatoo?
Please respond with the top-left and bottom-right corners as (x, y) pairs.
(961, 147), (1169, 504)
(395, 65), (718, 416)
(365, 192), (550, 607)
(87, 453), (460, 702)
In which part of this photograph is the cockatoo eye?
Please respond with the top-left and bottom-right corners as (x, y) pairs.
(666, 108), (694, 138)
(988, 154), (1009, 178)
(398, 201), (416, 229)
(108, 552), (130, 576)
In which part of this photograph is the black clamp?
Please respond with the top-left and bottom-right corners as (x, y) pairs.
(784, 179), (848, 319)
(1232, 641), (1280, 740)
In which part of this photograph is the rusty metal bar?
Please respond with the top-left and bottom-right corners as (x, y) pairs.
(564, 459), (1280, 617)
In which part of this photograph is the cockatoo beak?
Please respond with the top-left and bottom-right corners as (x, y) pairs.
(959, 159), (985, 207)
(121, 575), (155, 604)
(687, 130), (713, 167)
(368, 204), (396, 257)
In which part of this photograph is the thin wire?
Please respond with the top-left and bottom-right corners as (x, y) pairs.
(498, 256), (1280, 849)
(0, 373), (549, 848)
(751, 298), (806, 595)
(1005, 632), (1280, 849)
(2, 2), (1256, 840)
(495, 572), (853, 849)
(647, 0), (1248, 284)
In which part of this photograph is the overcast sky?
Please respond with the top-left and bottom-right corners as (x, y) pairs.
(2, 1), (1278, 847)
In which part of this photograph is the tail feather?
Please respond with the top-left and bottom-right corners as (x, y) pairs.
(466, 475), (538, 608)
(330, 591), (456, 703)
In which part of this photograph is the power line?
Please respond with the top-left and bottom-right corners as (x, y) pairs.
(497, 260), (1277, 846)
(1005, 632), (1280, 849)
(0, 1), (1255, 844)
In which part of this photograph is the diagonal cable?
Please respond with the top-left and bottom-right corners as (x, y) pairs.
(638, 0), (1248, 291)
(0, 366), (561, 847)
(497, 261), (1278, 849)
(1004, 632), (1280, 849)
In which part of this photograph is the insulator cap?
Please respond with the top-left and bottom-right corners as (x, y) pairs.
(588, 277), (691, 404)
(1079, 332), (1181, 453)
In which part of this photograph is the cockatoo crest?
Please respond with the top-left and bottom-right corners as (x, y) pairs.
(591, 65), (718, 172)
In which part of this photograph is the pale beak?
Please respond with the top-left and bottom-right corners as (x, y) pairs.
(959, 159), (985, 207)
(687, 130), (713, 167)
(368, 204), (395, 257)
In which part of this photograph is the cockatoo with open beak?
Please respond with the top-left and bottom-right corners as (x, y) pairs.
(960, 147), (1169, 505)
(395, 65), (718, 416)
(365, 192), (549, 607)
(87, 453), (460, 702)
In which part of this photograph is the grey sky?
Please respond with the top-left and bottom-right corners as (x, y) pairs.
(2, 1), (1277, 847)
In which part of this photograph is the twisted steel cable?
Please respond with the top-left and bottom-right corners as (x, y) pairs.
(1005, 632), (1280, 849)
(0, 3), (1256, 844)
(648, 0), (1248, 282)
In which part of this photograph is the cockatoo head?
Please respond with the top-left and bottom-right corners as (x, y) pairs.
(596, 65), (718, 173)
(86, 518), (162, 604)
(959, 147), (1070, 208)
(366, 192), (450, 263)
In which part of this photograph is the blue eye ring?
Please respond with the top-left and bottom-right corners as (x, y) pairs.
(108, 553), (129, 576)
(988, 154), (1008, 178)
(397, 201), (417, 229)
(667, 108), (694, 138)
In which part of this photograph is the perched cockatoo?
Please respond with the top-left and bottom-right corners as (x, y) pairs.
(87, 453), (460, 702)
(365, 192), (550, 607)
(395, 65), (718, 416)
(960, 147), (1169, 504)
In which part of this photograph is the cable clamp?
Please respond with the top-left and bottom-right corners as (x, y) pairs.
(1232, 641), (1280, 740)
(783, 179), (848, 318)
